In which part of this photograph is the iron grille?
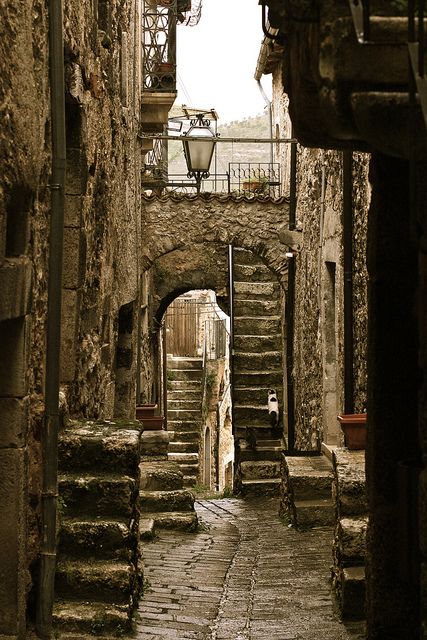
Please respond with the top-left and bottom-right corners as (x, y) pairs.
(142, 0), (177, 93)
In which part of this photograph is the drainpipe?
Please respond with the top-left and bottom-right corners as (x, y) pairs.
(343, 150), (354, 414)
(228, 245), (235, 438)
(254, 35), (275, 167)
(36, 0), (66, 637)
(286, 127), (297, 452)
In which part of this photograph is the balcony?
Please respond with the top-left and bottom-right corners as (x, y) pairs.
(141, 0), (178, 132)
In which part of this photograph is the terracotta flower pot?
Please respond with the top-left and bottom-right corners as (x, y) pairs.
(337, 413), (367, 450)
(136, 404), (157, 419)
(140, 415), (165, 431)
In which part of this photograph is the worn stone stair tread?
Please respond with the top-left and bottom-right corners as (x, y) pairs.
(168, 452), (199, 462)
(293, 498), (335, 527)
(58, 472), (137, 518)
(139, 488), (195, 513)
(139, 517), (156, 540)
(53, 599), (129, 633)
(338, 516), (368, 562)
(55, 558), (136, 604)
(241, 460), (281, 480)
(58, 422), (141, 473)
(140, 460), (183, 491)
(142, 510), (198, 531)
(59, 517), (131, 558)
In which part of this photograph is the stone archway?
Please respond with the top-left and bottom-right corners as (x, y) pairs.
(141, 193), (301, 284)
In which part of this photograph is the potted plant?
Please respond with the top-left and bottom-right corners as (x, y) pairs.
(136, 404), (157, 420)
(242, 173), (269, 194)
(337, 413), (367, 450)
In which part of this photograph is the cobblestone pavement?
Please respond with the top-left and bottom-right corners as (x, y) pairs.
(136, 497), (366, 640)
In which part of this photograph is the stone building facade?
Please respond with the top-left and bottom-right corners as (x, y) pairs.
(1, 1), (143, 636)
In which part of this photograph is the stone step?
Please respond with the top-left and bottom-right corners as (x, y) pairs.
(239, 447), (283, 462)
(234, 316), (281, 335)
(183, 475), (198, 487)
(53, 600), (129, 636)
(59, 473), (137, 519)
(240, 478), (281, 496)
(233, 247), (265, 266)
(233, 298), (282, 316)
(141, 430), (169, 457)
(168, 441), (199, 454)
(142, 510), (198, 531)
(168, 452), (199, 465)
(233, 386), (283, 406)
(168, 389), (201, 400)
(292, 499), (335, 528)
(234, 370), (284, 387)
(333, 448), (367, 517)
(232, 262), (277, 282)
(168, 408), (201, 420)
(139, 488), (195, 513)
(234, 334), (282, 353)
(167, 368), (203, 382)
(55, 559), (138, 605)
(167, 357), (203, 370)
(240, 460), (281, 481)
(167, 419), (201, 433)
(139, 517), (156, 541)
(234, 351), (282, 371)
(336, 516), (368, 563)
(58, 422), (141, 475)
(58, 518), (134, 561)
(169, 429), (200, 443)
(167, 399), (201, 410)
(168, 379), (202, 389)
(234, 281), (279, 298)
(140, 461), (183, 491)
(284, 455), (334, 502)
(339, 565), (366, 620)
(234, 404), (276, 427)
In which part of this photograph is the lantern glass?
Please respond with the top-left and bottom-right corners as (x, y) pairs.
(183, 124), (216, 173)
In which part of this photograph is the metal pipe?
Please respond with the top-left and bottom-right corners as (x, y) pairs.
(139, 134), (297, 143)
(256, 80), (274, 166)
(36, 0), (66, 636)
(228, 245), (235, 439)
(343, 150), (354, 414)
(286, 129), (297, 452)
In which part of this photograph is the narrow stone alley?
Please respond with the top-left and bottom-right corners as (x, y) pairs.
(136, 497), (366, 640)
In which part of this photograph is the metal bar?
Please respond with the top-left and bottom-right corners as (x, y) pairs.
(363, 0), (370, 42)
(286, 129), (297, 452)
(36, 0), (66, 636)
(343, 151), (354, 414)
(419, 0), (425, 77)
(139, 134), (297, 143)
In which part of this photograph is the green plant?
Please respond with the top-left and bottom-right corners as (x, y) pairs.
(205, 370), (216, 390)
(221, 485), (234, 498)
(166, 369), (175, 381)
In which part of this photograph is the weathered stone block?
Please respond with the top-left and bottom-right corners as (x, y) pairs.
(141, 430), (170, 456)
(337, 516), (368, 563)
(140, 461), (183, 491)
(0, 258), (32, 321)
(58, 473), (137, 518)
(66, 148), (88, 195)
(60, 289), (79, 382)
(139, 488), (195, 513)
(55, 559), (136, 605)
(340, 565), (366, 619)
(0, 449), (26, 637)
(64, 194), (83, 228)
(62, 227), (84, 289)
(0, 316), (28, 397)
(0, 396), (29, 449)
(332, 448), (367, 517)
(58, 422), (142, 475)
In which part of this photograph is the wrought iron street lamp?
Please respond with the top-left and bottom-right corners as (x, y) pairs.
(182, 114), (217, 194)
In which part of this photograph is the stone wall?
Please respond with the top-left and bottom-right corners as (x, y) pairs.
(63, 0), (143, 420)
(0, 1), (51, 636)
(0, 1), (144, 634)
(271, 67), (370, 451)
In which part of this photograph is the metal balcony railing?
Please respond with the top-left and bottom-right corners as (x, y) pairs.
(165, 162), (281, 196)
(142, 0), (177, 93)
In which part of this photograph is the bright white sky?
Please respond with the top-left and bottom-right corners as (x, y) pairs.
(176, 0), (272, 125)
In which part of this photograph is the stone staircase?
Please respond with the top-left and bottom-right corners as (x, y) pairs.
(331, 448), (367, 620)
(232, 248), (285, 494)
(53, 420), (143, 636)
(280, 454), (335, 528)
(167, 356), (203, 486)
(140, 426), (198, 534)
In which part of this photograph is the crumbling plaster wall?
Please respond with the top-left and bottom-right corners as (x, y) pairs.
(62, 0), (143, 419)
